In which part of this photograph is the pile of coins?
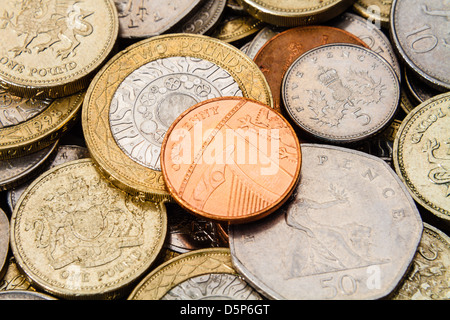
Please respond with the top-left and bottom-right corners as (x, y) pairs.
(0, 0), (448, 301)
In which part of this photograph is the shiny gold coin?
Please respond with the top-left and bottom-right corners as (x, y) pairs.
(211, 14), (264, 43)
(0, 0), (119, 99)
(391, 223), (450, 300)
(10, 159), (167, 299)
(237, 0), (354, 27)
(128, 248), (262, 300)
(82, 34), (273, 202)
(0, 92), (84, 160)
(353, 0), (392, 29)
(393, 92), (450, 223)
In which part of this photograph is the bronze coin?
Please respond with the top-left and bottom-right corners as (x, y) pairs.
(253, 26), (369, 114)
(161, 97), (301, 224)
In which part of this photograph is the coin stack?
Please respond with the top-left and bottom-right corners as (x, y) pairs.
(0, 0), (448, 301)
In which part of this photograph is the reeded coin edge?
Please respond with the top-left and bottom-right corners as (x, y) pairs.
(393, 92), (450, 221)
(10, 159), (168, 299)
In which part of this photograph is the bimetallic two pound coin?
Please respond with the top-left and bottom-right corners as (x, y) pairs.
(128, 248), (263, 300)
(393, 92), (450, 224)
(0, 0), (119, 99)
(10, 159), (167, 299)
(161, 97), (301, 224)
(83, 34), (273, 202)
(282, 44), (400, 143)
(237, 0), (355, 27)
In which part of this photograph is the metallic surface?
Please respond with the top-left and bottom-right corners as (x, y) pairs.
(245, 26), (283, 60)
(7, 145), (90, 211)
(390, 0), (450, 91)
(0, 208), (8, 279)
(109, 56), (242, 171)
(177, 0), (227, 35)
(0, 0), (119, 99)
(128, 248), (258, 300)
(211, 14), (264, 43)
(114, 0), (204, 38)
(10, 158), (167, 299)
(332, 12), (401, 80)
(352, 0), (392, 29)
(254, 26), (368, 113)
(0, 141), (57, 191)
(391, 223), (450, 300)
(83, 34), (273, 202)
(229, 144), (423, 300)
(237, 0), (354, 27)
(0, 290), (56, 300)
(282, 44), (400, 143)
(404, 67), (442, 105)
(161, 97), (301, 224)
(393, 92), (450, 223)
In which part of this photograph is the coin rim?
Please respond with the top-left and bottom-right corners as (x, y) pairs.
(82, 33), (273, 202)
(160, 96), (301, 224)
(393, 91), (450, 221)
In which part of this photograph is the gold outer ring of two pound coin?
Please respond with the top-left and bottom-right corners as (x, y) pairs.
(82, 33), (274, 202)
(0, 92), (85, 160)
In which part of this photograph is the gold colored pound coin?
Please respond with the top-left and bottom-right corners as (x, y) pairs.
(0, 0), (119, 99)
(10, 159), (167, 299)
(82, 33), (273, 202)
(393, 92), (450, 223)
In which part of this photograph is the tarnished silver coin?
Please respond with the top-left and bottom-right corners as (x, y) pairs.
(114, 0), (204, 38)
(229, 144), (423, 300)
(165, 203), (224, 253)
(390, 0), (450, 91)
(0, 208), (8, 279)
(6, 145), (90, 211)
(162, 273), (263, 300)
(0, 290), (56, 300)
(245, 26), (283, 60)
(0, 90), (51, 129)
(0, 141), (58, 191)
(332, 12), (401, 80)
(109, 56), (242, 171)
(282, 44), (400, 143)
(176, 0), (226, 35)
(404, 67), (442, 105)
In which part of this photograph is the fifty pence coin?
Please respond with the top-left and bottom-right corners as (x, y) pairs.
(236, 0), (354, 27)
(0, 141), (57, 191)
(390, 0), (450, 91)
(393, 92), (450, 224)
(114, 0), (204, 38)
(0, 208), (8, 279)
(331, 12), (401, 80)
(229, 144), (423, 300)
(10, 159), (167, 299)
(282, 43), (400, 143)
(83, 34), (273, 202)
(6, 145), (90, 211)
(390, 223), (450, 300)
(0, 0), (119, 99)
(128, 248), (263, 300)
(161, 97), (301, 224)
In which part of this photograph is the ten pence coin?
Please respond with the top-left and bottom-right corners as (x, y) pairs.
(161, 97), (301, 224)
(83, 34), (273, 202)
(0, 0), (119, 99)
(282, 43), (400, 143)
(393, 92), (450, 224)
(254, 26), (368, 114)
(10, 159), (167, 299)
(229, 144), (423, 300)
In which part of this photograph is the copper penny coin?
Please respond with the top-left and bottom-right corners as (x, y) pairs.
(254, 26), (368, 114)
(161, 97), (302, 224)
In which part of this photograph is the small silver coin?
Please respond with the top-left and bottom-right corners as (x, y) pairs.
(109, 56), (242, 170)
(390, 0), (450, 91)
(282, 43), (400, 143)
(229, 144), (423, 300)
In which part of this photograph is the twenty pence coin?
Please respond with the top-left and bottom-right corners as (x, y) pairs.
(10, 158), (167, 299)
(82, 34), (273, 202)
(393, 92), (450, 223)
(0, 0), (119, 99)
(161, 97), (301, 224)
(229, 144), (423, 300)
(128, 248), (262, 300)
(254, 26), (368, 114)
